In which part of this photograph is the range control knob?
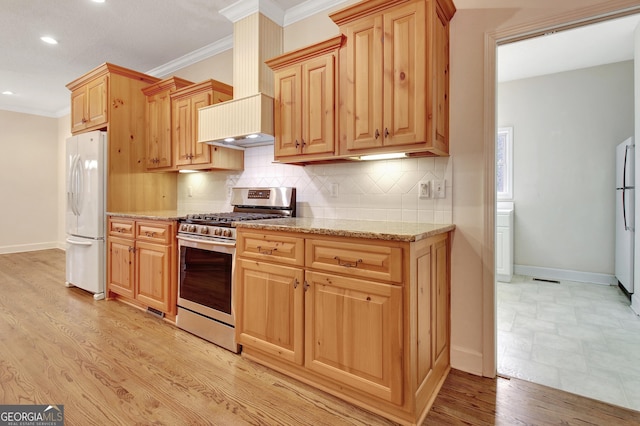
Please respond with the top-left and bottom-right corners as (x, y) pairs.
(223, 229), (232, 237)
(180, 224), (189, 232)
(214, 228), (222, 236)
(188, 225), (197, 233)
(200, 227), (209, 234)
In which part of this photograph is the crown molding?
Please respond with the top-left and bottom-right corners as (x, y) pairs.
(145, 35), (233, 78)
(284, 0), (350, 26)
(220, 0), (286, 25)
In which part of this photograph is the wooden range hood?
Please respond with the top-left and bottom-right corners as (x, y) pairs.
(198, 1), (283, 149)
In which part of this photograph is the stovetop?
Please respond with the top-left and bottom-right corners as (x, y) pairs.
(183, 212), (284, 225)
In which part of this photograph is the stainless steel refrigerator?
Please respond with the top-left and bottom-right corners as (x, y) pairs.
(615, 137), (634, 295)
(65, 130), (107, 300)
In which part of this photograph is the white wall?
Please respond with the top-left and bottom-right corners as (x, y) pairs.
(0, 110), (59, 253)
(498, 61), (634, 278)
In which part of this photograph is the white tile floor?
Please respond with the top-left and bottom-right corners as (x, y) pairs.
(497, 275), (640, 411)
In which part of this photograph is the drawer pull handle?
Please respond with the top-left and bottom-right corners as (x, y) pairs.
(145, 231), (156, 237)
(257, 246), (277, 255)
(334, 256), (362, 268)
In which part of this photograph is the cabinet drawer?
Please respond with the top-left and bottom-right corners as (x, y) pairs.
(236, 231), (304, 266)
(306, 239), (402, 283)
(136, 221), (174, 244)
(108, 218), (135, 238)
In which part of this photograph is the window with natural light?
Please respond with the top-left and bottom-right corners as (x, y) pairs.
(496, 127), (513, 200)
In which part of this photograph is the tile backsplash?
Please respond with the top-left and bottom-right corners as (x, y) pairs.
(178, 145), (453, 223)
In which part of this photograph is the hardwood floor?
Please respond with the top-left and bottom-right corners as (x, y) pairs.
(1, 249), (639, 425)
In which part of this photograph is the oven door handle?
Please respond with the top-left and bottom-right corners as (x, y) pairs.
(177, 235), (237, 247)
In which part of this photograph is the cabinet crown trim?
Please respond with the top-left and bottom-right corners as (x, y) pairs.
(66, 62), (160, 90)
(266, 35), (345, 70)
(330, 0), (456, 26)
(170, 79), (233, 99)
(142, 77), (195, 96)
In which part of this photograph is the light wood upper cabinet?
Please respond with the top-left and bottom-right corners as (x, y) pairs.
(70, 74), (108, 133)
(142, 77), (194, 170)
(331, 0), (455, 157)
(266, 36), (344, 163)
(170, 80), (244, 171)
(67, 63), (178, 213)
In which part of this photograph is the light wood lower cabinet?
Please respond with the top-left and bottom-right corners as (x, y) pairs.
(235, 229), (451, 426)
(107, 217), (177, 320)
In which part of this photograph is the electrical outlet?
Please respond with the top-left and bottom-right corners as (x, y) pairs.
(418, 181), (430, 199)
(330, 183), (339, 197)
(432, 179), (446, 199)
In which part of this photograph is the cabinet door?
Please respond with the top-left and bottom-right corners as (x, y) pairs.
(274, 66), (302, 157)
(433, 8), (449, 148)
(135, 240), (171, 313)
(107, 236), (135, 299)
(303, 54), (335, 156)
(383, 1), (425, 147)
(304, 271), (403, 405)
(189, 91), (212, 165)
(70, 88), (87, 133)
(173, 97), (192, 167)
(236, 259), (304, 365)
(85, 75), (108, 130)
(432, 236), (449, 372)
(343, 14), (384, 151)
(146, 91), (173, 169)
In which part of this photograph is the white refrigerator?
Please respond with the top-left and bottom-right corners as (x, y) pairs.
(65, 131), (107, 300)
(615, 137), (634, 295)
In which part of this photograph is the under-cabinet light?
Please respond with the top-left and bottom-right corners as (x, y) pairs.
(2, 91), (13, 95)
(359, 152), (407, 161)
(178, 169), (198, 174)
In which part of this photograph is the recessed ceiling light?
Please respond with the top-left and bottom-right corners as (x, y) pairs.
(92, 0), (106, 3)
(2, 91), (14, 95)
(40, 36), (58, 45)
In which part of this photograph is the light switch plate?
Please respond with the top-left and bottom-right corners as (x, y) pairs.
(432, 179), (446, 198)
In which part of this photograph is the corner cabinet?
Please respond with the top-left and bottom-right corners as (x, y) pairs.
(67, 63), (178, 212)
(142, 77), (195, 170)
(266, 36), (344, 163)
(170, 80), (244, 171)
(235, 228), (451, 425)
(331, 0), (455, 157)
(107, 217), (178, 320)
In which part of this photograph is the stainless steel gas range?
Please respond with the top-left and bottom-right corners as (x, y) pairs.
(176, 187), (296, 353)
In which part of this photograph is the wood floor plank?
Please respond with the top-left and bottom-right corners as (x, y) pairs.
(0, 249), (639, 425)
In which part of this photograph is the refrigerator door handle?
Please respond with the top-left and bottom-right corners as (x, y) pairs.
(75, 155), (84, 215)
(623, 188), (628, 231)
(623, 145), (629, 188)
(66, 238), (93, 246)
(72, 156), (81, 216)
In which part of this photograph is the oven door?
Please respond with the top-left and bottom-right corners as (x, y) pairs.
(177, 235), (235, 326)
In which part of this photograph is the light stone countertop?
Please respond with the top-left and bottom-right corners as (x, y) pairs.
(234, 218), (455, 242)
(106, 210), (191, 221)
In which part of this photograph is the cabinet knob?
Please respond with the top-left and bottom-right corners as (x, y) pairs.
(375, 129), (380, 139)
(384, 128), (390, 138)
(293, 278), (299, 289)
(303, 280), (310, 291)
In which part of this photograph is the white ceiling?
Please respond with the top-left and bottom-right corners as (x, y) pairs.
(1, 0), (639, 117)
(498, 13), (640, 82)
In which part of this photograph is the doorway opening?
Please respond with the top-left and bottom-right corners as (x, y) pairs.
(494, 13), (640, 411)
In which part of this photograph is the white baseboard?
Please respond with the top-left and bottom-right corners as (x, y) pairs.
(514, 264), (617, 286)
(0, 242), (61, 255)
(450, 345), (484, 376)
